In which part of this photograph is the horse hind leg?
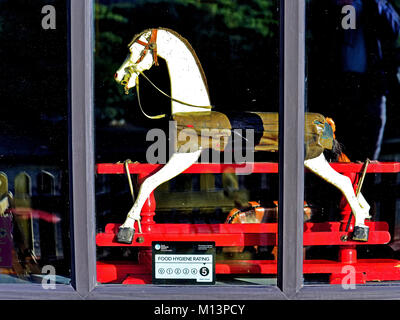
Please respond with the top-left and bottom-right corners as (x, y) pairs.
(117, 149), (202, 244)
(304, 153), (371, 241)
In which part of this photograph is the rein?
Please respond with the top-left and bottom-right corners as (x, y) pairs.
(124, 29), (213, 120)
(132, 71), (213, 119)
(134, 74), (166, 120)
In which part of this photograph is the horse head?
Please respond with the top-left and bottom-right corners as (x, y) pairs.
(115, 29), (158, 94)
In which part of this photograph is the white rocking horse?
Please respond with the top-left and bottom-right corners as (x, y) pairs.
(114, 27), (371, 244)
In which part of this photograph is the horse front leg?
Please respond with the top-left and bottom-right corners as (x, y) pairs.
(117, 149), (202, 244)
(304, 154), (371, 241)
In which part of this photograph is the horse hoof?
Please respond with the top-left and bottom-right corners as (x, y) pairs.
(117, 227), (135, 244)
(352, 225), (369, 242)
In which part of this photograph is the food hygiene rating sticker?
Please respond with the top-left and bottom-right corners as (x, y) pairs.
(152, 242), (215, 285)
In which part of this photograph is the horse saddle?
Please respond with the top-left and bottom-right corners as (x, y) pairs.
(172, 111), (334, 160)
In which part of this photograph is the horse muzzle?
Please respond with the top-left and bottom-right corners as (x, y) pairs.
(120, 73), (131, 87)
(118, 66), (138, 94)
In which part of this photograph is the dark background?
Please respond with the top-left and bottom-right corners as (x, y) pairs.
(0, 0), (68, 164)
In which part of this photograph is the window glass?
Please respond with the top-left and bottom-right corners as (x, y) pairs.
(0, 0), (71, 284)
(305, 0), (400, 286)
(94, 0), (280, 285)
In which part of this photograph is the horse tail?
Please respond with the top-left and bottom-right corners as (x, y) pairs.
(325, 117), (351, 163)
(332, 138), (351, 162)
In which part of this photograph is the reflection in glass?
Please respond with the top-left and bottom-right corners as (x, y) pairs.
(305, 0), (400, 285)
(0, 0), (70, 284)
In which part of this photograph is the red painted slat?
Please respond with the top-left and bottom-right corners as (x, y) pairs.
(96, 222), (390, 247)
(97, 162), (400, 175)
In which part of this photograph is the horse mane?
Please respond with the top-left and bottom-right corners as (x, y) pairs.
(128, 27), (210, 99)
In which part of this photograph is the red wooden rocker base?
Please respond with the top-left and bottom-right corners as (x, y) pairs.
(96, 162), (400, 285)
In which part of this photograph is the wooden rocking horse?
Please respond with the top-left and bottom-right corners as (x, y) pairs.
(114, 28), (371, 244)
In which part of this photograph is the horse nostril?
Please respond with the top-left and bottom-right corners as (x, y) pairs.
(114, 72), (118, 79)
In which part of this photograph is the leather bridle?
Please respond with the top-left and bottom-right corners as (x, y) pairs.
(134, 29), (159, 66)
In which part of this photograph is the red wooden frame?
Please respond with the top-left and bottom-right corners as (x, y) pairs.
(96, 162), (400, 284)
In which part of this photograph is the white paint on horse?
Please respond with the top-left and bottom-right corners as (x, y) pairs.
(116, 29), (210, 115)
(115, 28), (370, 242)
(122, 149), (202, 227)
(304, 154), (370, 227)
